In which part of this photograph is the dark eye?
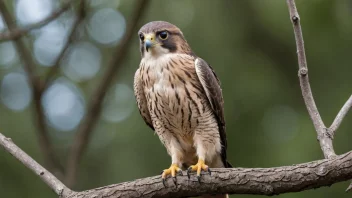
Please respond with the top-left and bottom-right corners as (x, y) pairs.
(139, 33), (144, 41)
(158, 31), (168, 40)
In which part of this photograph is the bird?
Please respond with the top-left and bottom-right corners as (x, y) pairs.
(134, 21), (231, 198)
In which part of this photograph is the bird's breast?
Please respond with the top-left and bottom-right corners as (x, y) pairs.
(141, 54), (195, 98)
(140, 54), (209, 135)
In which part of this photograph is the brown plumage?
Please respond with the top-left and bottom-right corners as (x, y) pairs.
(134, 21), (231, 198)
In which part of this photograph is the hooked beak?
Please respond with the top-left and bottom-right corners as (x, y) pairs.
(145, 40), (152, 52)
(144, 34), (156, 52)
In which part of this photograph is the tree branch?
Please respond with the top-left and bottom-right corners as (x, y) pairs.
(0, 1), (62, 174)
(2, 132), (352, 197)
(64, 0), (150, 187)
(286, 0), (336, 159)
(0, 0), (75, 42)
(329, 95), (352, 136)
(67, 151), (352, 197)
(42, 0), (86, 89)
(0, 133), (73, 197)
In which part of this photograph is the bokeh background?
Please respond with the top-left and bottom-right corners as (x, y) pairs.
(0, 0), (352, 197)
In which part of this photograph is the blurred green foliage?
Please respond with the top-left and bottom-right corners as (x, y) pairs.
(1, 0), (352, 197)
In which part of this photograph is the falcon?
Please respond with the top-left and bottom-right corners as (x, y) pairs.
(134, 21), (231, 197)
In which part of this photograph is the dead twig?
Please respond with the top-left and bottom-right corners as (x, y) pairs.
(0, 133), (73, 197)
(0, 1), (62, 174)
(329, 95), (352, 136)
(0, 0), (76, 42)
(287, 0), (352, 191)
(286, 0), (336, 159)
(331, 94), (352, 192)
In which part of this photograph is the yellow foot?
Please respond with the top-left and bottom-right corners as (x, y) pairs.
(161, 163), (182, 186)
(187, 159), (211, 182)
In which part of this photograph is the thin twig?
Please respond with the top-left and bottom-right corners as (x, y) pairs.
(286, 0), (336, 159)
(42, 0), (86, 89)
(0, 0), (75, 42)
(0, 2), (62, 174)
(1, 132), (352, 197)
(347, 183), (352, 192)
(330, 94), (352, 192)
(64, 0), (150, 187)
(329, 95), (352, 136)
(0, 133), (73, 197)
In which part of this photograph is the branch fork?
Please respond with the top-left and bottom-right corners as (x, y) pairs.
(2, 132), (352, 198)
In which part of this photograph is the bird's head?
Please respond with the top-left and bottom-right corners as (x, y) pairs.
(138, 21), (192, 58)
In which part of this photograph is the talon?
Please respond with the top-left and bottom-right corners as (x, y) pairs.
(162, 178), (166, 187)
(187, 159), (210, 181)
(208, 168), (211, 175)
(172, 176), (177, 185)
(187, 167), (192, 179)
(177, 169), (183, 176)
(161, 164), (181, 186)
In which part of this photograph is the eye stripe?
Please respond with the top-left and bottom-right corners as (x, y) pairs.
(139, 33), (144, 41)
(160, 35), (177, 52)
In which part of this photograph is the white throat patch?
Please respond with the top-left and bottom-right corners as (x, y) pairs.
(143, 45), (170, 61)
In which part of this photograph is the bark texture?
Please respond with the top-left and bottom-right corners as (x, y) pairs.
(66, 152), (352, 198)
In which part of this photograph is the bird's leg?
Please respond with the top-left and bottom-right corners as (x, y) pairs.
(188, 131), (217, 182)
(161, 142), (183, 186)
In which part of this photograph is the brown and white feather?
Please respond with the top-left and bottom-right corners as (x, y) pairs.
(134, 21), (230, 198)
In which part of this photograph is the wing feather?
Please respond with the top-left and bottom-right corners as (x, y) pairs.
(134, 68), (154, 130)
(195, 58), (231, 168)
